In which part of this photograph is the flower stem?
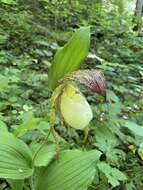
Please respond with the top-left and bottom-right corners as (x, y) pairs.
(32, 125), (53, 163)
(30, 176), (35, 190)
(32, 110), (56, 164)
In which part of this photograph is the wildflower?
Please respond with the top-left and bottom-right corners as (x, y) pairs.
(60, 84), (93, 130)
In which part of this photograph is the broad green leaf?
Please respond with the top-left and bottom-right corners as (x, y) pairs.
(48, 27), (90, 90)
(35, 149), (101, 190)
(97, 162), (127, 187)
(7, 179), (24, 190)
(0, 132), (33, 179)
(31, 143), (56, 167)
(0, 120), (8, 132)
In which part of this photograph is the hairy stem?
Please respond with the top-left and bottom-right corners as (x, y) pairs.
(30, 176), (35, 190)
(32, 109), (57, 164)
(32, 125), (53, 163)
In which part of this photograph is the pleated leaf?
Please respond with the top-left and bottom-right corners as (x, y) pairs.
(48, 27), (90, 90)
(35, 149), (102, 190)
(0, 120), (8, 132)
(31, 143), (56, 167)
(0, 132), (33, 179)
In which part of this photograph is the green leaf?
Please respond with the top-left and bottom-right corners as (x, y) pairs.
(48, 27), (90, 90)
(94, 126), (119, 152)
(14, 118), (42, 137)
(31, 143), (56, 167)
(111, 168), (127, 181)
(1, 0), (15, 4)
(94, 126), (125, 165)
(107, 90), (120, 103)
(97, 162), (127, 187)
(0, 34), (8, 44)
(0, 132), (33, 179)
(138, 142), (143, 160)
(0, 120), (8, 132)
(35, 149), (101, 190)
(122, 121), (143, 137)
(0, 74), (9, 91)
(107, 175), (119, 187)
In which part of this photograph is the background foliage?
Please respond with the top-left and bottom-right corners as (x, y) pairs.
(0, 0), (143, 189)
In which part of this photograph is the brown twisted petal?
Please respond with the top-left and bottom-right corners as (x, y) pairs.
(65, 69), (107, 100)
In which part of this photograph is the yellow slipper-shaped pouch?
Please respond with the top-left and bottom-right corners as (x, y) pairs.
(60, 84), (93, 130)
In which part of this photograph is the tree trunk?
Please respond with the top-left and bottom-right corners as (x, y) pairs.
(135, 0), (143, 17)
(134, 0), (143, 30)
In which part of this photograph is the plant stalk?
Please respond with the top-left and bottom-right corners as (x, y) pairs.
(30, 176), (35, 190)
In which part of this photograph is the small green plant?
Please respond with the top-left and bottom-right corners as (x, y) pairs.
(1, 1), (142, 189)
(0, 27), (108, 190)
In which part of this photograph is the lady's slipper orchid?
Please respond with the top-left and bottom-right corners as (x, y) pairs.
(60, 84), (93, 130)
